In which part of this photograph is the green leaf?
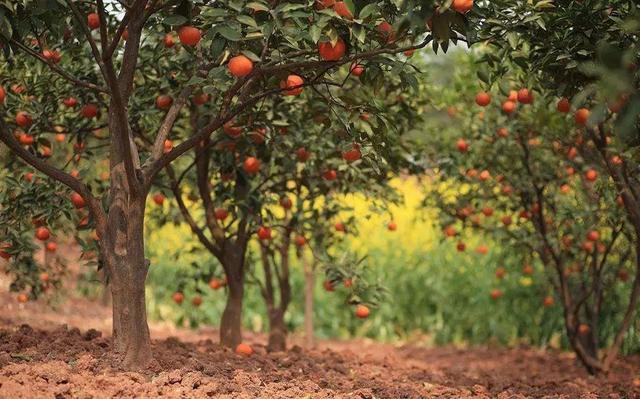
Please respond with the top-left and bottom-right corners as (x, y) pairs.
(217, 25), (243, 41)
(506, 32), (518, 49)
(310, 24), (321, 43)
(246, 2), (269, 12)
(236, 15), (258, 28)
(359, 4), (379, 19)
(163, 15), (188, 26)
(352, 24), (366, 44)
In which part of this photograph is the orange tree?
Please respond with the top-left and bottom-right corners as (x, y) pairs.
(148, 73), (414, 351)
(426, 80), (635, 373)
(0, 1), (471, 367)
(464, 0), (640, 372)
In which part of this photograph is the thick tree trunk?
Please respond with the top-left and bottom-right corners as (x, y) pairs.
(220, 250), (245, 348)
(110, 271), (151, 367)
(101, 164), (151, 369)
(267, 310), (287, 352)
(303, 259), (315, 349)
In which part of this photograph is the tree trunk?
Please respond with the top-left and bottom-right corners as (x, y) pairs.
(101, 165), (151, 369)
(303, 259), (315, 349)
(220, 250), (245, 348)
(267, 310), (287, 352)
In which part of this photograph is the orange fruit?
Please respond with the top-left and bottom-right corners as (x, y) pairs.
(228, 55), (254, 77)
(355, 304), (370, 318)
(318, 38), (346, 61)
(87, 13), (100, 30)
(35, 227), (50, 241)
(63, 97), (78, 107)
(70, 192), (86, 209)
(557, 97), (570, 113)
(574, 108), (590, 125)
(214, 208), (229, 220)
(350, 63), (365, 76)
(178, 26), (201, 46)
(280, 74), (304, 96)
(502, 100), (516, 114)
(156, 95), (173, 110)
(243, 157), (261, 175)
(452, 0), (473, 13)
(15, 111), (33, 127)
(475, 92), (491, 106)
(152, 193), (165, 206)
(81, 104), (98, 118)
(333, 2), (353, 19)
(235, 343), (253, 356)
(323, 169), (337, 181)
(172, 292), (184, 304)
(456, 138), (469, 153)
(163, 33), (175, 48)
(517, 88), (533, 104)
(257, 226), (272, 240)
(584, 169), (597, 182)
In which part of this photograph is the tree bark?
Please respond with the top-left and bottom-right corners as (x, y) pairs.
(100, 164), (151, 369)
(303, 258), (315, 349)
(220, 249), (245, 348)
(267, 310), (287, 352)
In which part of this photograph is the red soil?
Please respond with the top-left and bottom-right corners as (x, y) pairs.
(1, 265), (639, 398)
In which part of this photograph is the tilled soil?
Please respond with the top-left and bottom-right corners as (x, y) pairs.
(0, 322), (639, 399)
(1, 266), (639, 398)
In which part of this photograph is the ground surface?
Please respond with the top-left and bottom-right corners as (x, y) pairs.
(1, 272), (639, 398)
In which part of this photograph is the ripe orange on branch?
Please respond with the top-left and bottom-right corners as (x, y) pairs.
(178, 26), (201, 46)
(172, 292), (184, 304)
(35, 227), (50, 241)
(502, 100), (516, 114)
(452, 0), (474, 13)
(350, 63), (365, 76)
(355, 304), (370, 318)
(87, 13), (100, 30)
(323, 169), (337, 181)
(243, 157), (261, 175)
(70, 192), (86, 209)
(15, 112), (33, 127)
(152, 193), (165, 206)
(81, 104), (98, 118)
(280, 75), (304, 96)
(214, 208), (229, 221)
(156, 95), (173, 110)
(475, 92), (491, 107)
(333, 2), (353, 19)
(318, 38), (346, 61)
(574, 108), (590, 125)
(257, 226), (272, 240)
(456, 138), (469, 153)
(517, 88), (534, 104)
(228, 55), (254, 77)
(557, 98), (571, 113)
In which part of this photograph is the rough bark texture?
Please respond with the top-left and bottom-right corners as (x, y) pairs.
(220, 249), (245, 348)
(259, 233), (292, 353)
(267, 310), (287, 352)
(304, 259), (315, 349)
(101, 164), (151, 368)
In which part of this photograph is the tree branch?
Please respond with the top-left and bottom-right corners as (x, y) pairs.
(142, 87), (193, 173)
(0, 118), (105, 232)
(7, 38), (108, 94)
